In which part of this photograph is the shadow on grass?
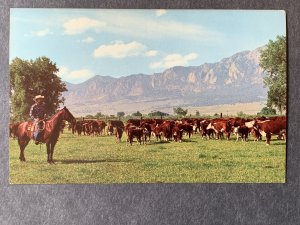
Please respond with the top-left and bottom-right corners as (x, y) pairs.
(57, 158), (134, 164)
(270, 141), (286, 146)
(149, 141), (170, 145)
(181, 139), (197, 143)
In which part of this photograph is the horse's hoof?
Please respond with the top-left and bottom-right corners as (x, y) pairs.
(19, 157), (26, 162)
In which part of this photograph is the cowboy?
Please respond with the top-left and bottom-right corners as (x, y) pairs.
(30, 95), (47, 144)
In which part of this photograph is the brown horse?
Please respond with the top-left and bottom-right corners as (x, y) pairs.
(15, 106), (76, 164)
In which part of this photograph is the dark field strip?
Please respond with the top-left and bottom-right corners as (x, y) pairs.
(9, 130), (286, 184)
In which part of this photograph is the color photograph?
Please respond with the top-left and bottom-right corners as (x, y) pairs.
(9, 9), (287, 184)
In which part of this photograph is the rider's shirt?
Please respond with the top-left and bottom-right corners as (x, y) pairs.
(29, 103), (47, 120)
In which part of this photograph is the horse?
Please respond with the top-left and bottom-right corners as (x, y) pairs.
(15, 106), (76, 164)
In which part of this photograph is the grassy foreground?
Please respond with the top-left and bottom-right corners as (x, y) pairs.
(9, 130), (286, 184)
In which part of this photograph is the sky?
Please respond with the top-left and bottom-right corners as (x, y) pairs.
(10, 9), (286, 84)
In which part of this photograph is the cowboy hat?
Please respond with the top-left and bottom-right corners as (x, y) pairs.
(34, 95), (45, 101)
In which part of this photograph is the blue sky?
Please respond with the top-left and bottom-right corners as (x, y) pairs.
(10, 9), (286, 84)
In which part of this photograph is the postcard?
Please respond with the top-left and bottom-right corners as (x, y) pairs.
(9, 9), (286, 184)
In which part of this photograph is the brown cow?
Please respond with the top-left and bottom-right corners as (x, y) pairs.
(172, 126), (183, 142)
(107, 124), (114, 135)
(126, 119), (140, 126)
(233, 125), (249, 142)
(140, 122), (152, 142)
(253, 118), (286, 145)
(250, 127), (262, 141)
(97, 120), (107, 135)
(199, 120), (215, 139)
(207, 120), (231, 140)
(151, 124), (162, 142)
(126, 126), (147, 145)
(114, 126), (123, 143)
(159, 120), (174, 141)
(74, 121), (83, 135)
(177, 123), (193, 138)
(109, 120), (125, 128)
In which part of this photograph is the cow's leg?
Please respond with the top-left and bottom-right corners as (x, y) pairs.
(18, 136), (30, 162)
(226, 132), (230, 141)
(266, 132), (271, 145)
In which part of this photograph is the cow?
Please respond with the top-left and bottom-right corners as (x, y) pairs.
(207, 120), (231, 140)
(126, 119), (140, 126)
(199, 120), (215, 139)
(159, 120), (175, 141)
(192, 118), (205, 134)
(177, 123), (193, 138)
(150, 124), (162, 142)
(114, 126), (123, 143)
(153, 118), (164, 125)
(126, 126), (147, 145)
(109, 120), (125, 128)
(60, 120), (66, 134)
(140, 122), (152, 142)
(74, 121), (83, 135)
(107, 124), (114, 135)
(253, 118), (286, 145)
(82, 122), (91, 135)
(141, 119), (156, 125)
(250, 127), (262, 141)
(89, 120), (100, 136)
(97, 120), (107, 135)
(233, 125), (249, 142)
(172, 126), (183, 142)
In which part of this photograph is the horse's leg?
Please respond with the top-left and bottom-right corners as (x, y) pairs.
(46, 143), (51, 163)
(50, 139), (58, 164)
(18, 136), (30, 162)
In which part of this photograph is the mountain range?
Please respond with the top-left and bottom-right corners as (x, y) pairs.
(63, 47), (267, 116)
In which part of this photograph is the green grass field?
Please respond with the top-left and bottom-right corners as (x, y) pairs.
(9, 130), (286, 184)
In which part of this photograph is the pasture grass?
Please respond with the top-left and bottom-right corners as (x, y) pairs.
(9, 130), (286, 184)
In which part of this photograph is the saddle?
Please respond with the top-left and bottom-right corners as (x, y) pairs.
(28, 120), (46, 132)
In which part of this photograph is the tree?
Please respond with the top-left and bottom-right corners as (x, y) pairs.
(117, 112), (125, 118)
(173, 107), (188, 117)
(258, 107), (276, 115)
(195, 110), (200, 116)
(259, 36), (287, 114)
(237, 111), (246, 117)
(132, 111), (142, 117)
(10, 57), (67, 121)
(95, 112), (104, 118)
(85, 114), (95, 119)
(148, 111), (169, 118)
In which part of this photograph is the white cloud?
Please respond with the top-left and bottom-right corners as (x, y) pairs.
(63, 17), (106, 35)
(96, 12), (220, 41)
(56, 66), (69, 77)
(69, 69), (94, 80)
(150, 53), (199, 69)
(26, 28), (52, 37)
(155, 9), (167, 17)
(81, 37), (95, 43)
(94, 41), (146, 59)
(145, 50), (158, 57)
(56, 66), (94, 83)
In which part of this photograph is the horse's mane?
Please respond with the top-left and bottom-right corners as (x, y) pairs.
(48, 108), (65, 121)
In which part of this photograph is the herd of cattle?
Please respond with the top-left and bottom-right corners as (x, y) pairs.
(51, 115), (286, 145)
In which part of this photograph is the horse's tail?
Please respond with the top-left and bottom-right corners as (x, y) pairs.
(12, 122), (21, 138)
